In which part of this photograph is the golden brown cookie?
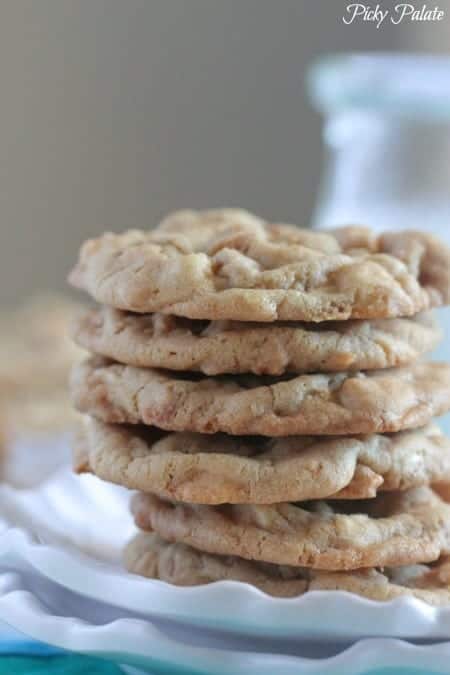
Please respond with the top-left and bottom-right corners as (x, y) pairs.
(131, 487), (450, 570)
(0, 294), (83, 396)
(71, 358), (450, 436)
(124, 533), (309, 597)
(124, 532), (450, 605)
(72, 307), (441, 375)
(310, 559), (450, 604)
(0, 294), (84, 435)
(76, 418), (450, 503)
(68, 209), (450, 322)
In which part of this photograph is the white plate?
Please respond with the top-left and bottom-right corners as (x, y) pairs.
(1, 567), (450, 675)
(3, 432), (71, 489)
(1, 468), (450, 640)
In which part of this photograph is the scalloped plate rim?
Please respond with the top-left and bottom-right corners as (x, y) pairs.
(1, 570), (450, 675)
(0, 469), (450, 639)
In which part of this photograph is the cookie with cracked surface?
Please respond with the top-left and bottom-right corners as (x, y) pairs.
(75, 418), (450, 503)
(68, 209), (450, 322)
(124, 532), (310, 597)
(72, 307), (441, 375)
(311, 559), (450, 604)
(124, 532), (450, 605)
(131, 487), (450, 570)
(71, 358), (450, 436)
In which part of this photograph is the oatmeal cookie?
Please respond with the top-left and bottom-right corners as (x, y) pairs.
(72, 307), (441, 375)
(69, 210), (450, 321)
(76, 418), (450, 503)
(131, 487), (450, 570)
(71, 358), (450, 436)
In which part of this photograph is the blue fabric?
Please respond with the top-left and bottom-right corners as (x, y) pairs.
(0, 638), (62, 656)
(0, 624), (123, 675)
(365, 670), (448, 675)
(0, 634), (446, 675)
(0, 633), (123, 674)
(0, 654), (123, 674)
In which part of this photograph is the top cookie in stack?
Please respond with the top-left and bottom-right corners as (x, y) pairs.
(69, 209), (450, 323)
(70, 209), (450, 604)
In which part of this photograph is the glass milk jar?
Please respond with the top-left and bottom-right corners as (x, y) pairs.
(308, 54), (450, 432)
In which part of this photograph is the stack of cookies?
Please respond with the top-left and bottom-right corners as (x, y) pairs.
(70, 209), (450, 605)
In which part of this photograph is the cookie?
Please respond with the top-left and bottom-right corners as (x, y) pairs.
(72, 307), (441, 375)
(311, 560), (450, 604)
(0, 293), (83, 395)
(124, 532), (450, 605)
(131, 487), (450, 570)
(124, 532), (309, 597)
(0, 294), (84, 435)
(76, 418), (450, 503)
(71, 358), (450, 436)
(68, 209), (450, 322)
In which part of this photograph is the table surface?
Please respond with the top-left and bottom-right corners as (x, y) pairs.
(0, 624), (447, 675)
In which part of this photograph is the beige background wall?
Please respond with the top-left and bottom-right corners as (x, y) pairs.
(0, 0), (445, 304)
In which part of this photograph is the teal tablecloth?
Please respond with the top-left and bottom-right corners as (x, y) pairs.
(0, 625), (124, 674)
(0, 626), (447, 674)
(0, 656), (446, 675)
(0, 654), (123, 674)
(0, 633), (122, 674)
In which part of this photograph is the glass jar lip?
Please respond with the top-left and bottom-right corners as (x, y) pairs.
(307, 53), (450, 119)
